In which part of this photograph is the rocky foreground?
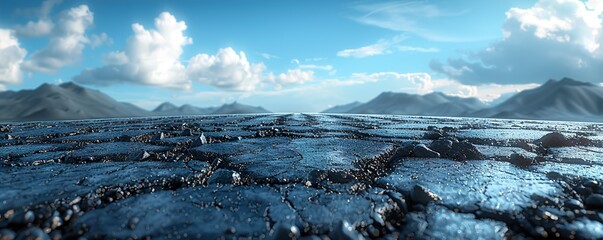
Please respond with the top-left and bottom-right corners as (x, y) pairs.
(1, 114), (603, 239)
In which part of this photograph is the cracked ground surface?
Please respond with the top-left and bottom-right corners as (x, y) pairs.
(1, 114), (603, 239)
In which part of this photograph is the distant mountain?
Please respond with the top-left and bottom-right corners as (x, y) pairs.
(212, 102), (270, 114)
(152, 102), (216, 116)
(0, 82), (149, 121)
(472, 78), (603, 121)
(331, 92), (486, 116)
(322, 101), (363, 113)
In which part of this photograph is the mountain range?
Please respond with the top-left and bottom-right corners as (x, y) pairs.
(0, 82), (271, 121)
(0, 78), (601, 122)
(323, 78), (603, 122)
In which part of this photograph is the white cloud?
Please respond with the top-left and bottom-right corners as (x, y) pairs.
(268, 68), (314, 90)
(14, 0), (61, 37)
(337, 35), (405, 58)
(432, 0), (603, 84)
(187, 47), (265, 91)
(74, 12), (192, 90)
(397, 46), (439, 52)
(15, 20), (54, 37)
(0, 29), (27, 85)
(90, 32), (113, 48)
(22, 5), (93, 73)
(260, 53), (278, 59)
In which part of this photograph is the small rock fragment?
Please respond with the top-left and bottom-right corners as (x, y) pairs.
(390, 142), (416, 160)
(423, 130), (443, 140)
(546, 171), (564, 180)
(509, 153), (533, 167)
(191, 133), (208, 147)
(181, 128), (193, 136)
(140, 151), (151, 160)
(537, 132), (572, 147)
(411, 185), (441, 205)
(9, 210), (35, 228)
(331, 221), (364, 240)
(429, 139), (453, 156)
(584, 194), (603, 210)
(385, 191), (408, 213)
(0, 125), (10, 132)
(412, 144), (440, 158)
(270, 223), (300, 239)
(583, 179), (600, 189)
(563, 199), (584, 210)
(127, 217), (140, 230)
(152, 132), (165, 141)
(448, 141), (484, 161)
(207, 169), (241, 185)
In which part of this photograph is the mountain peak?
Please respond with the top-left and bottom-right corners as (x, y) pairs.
(545, 77), (594, 87)
(153, 102), (178, 112)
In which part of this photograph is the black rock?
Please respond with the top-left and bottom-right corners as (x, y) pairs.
(537, 132), (572, 147)
(207, 169), (241, 185)
(331, 221), (364, 240)
(412, 144), (440, 158)
(191, 134), (208, 147)
(152, 132), (165, 141)
(0, 126), (10, 132)
(429, 139), (453, 156)
(0, 229), (16, 240)
(385, 191), (408, 213)
(9, 211), (35, 228)
(448, 141), (484, 161)
(584, 194), (603, 209)
(546, 171), (564, 180)
(509, 153), (533, 167)
(15, 227), (50, 240)
(410, 185), (441, 205)
(563, 199), (584, 210)
(423, 131), (443, 140)
(390, 142), (416, 160)
(583, 179), (600, 189)
(270, 223), (300, 239)
(181, 128), (194, 136)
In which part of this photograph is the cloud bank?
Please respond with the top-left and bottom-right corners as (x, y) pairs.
(0, 29), (27, 85)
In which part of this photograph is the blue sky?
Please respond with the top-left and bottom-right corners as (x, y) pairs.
(0, 0), (602, 112)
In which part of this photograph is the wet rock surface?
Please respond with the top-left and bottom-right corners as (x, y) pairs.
(1, 114), (602, 239)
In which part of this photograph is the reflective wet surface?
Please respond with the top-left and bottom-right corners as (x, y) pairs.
(1, 114), (602, 239)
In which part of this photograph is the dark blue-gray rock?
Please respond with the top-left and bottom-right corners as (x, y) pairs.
(390, 142), (416, 160)
(537, 132), (573, 147)
(585, 194), (603, 210)
(563, 199), (584, 210)
(331, 221), (364, 240)
(429, 139), (453, 156)
(15, 227), (50, 240)
(509, 153), (533, 167)
(181, 128), (194, 136)
(207, 169), (241, 185)
(411, 185), (441, 205)
(0, 229), (16, 240)
(448, 141), (484, 161)
(413, 144), (440, 158)
(584, 179), (600, 189)
(191, 133), (208, 147)
(151, 132), (165, 141)
(269, 223), (300, 239)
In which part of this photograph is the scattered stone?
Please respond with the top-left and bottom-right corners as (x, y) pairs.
(448, 141), (484, 161)
(584, 194), (603, 210)
(412, 144), (440, 158)
(270, 223), (300, 239)
(181, 128), (194, 136)
(429, 139), (453, 156)
(563, 199), (584, 210)
(423, 130), (443, 140)
(390, 142), (416, 160)
(331, 221), (364, 240)
(152, 132), (165, 141)
(0, 125), (10, 132)
(546, 171), (564, 180)
(509, 153), (533, 167)
(584, 179), (600, 189)
(9, 211), (35, 228)
(15, 228), (50, 240)
(2, 134), (14, 140)
(140, 151), (151, 160)
(0, 229), (16, 240)
(207, 169), (241, 185)
(127, 217), (139, 230)
(517, 141), (537, 152)
(385, 191), (408, 213)
(536, 132), (572, 147)
(410, 185), (441, 205)
(191, 133), (208, 147)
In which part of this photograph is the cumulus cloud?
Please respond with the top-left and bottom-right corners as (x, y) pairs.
(0, 29), (28, 85)
(187, 48), (265, 91)
(267, 68), (314, 90)
(90, 32), (113, 48)
(431, 0), (603, 84)
(74, 12), (192, 90)
(22, 5), (93, 73)
(14, 0), (61, 37)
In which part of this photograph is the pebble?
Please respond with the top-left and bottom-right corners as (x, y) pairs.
(128, 217), (140, 230)
(152, 132), (165, 141)
(429, 139), (453, 156)
(563, 199), (584, 210)
(270, 223), (300, 239)
(181, 128), (194, 136)
(509, 153), (533, 167)
(331, 221), (364, 240)
(537, 132), (572, 147)
(448, 141), (483, 160)
(207, 169), (241, 185)
(191, 133), (208, 147)
(410, 185), (441, 205)
(583, 179), (600, 189)
(584, 194), (603, 209)
(546, 171), (564, 180)
(412, 144), (440, 158)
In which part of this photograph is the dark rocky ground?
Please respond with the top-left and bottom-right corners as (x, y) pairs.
(1, 114), (602, 240)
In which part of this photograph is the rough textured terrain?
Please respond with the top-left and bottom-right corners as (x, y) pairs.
(1, 114), (603, 239)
